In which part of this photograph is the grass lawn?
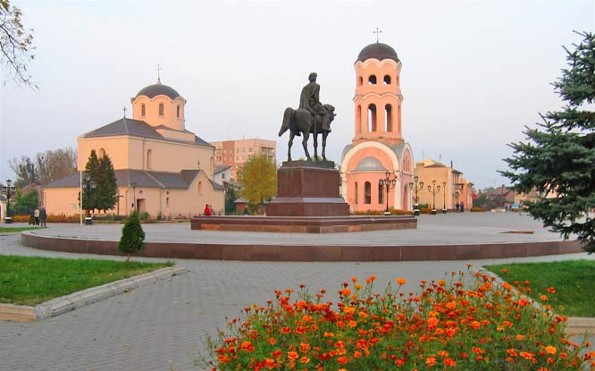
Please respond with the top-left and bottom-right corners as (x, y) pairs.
(0, 255), (173, 306)
(0, 227), (41, 233)
(485, 259), (595, 317)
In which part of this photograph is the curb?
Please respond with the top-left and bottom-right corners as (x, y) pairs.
(475, 267), (595, 338)
(0, 266), (188, 322)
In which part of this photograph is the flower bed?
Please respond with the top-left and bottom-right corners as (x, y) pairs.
(201, 269), (593, 370)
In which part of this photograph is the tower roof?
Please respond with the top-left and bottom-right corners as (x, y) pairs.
(356, 42), (399, 63)
(135, 82), (180, 99)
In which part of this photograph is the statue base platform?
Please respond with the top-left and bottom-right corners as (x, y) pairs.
(266, 162), (349, 217)
(191, 215), (417, 233)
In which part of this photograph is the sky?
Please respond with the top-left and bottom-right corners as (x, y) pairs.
(1, 0), (593, 190)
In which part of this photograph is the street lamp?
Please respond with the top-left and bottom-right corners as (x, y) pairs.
(442, 181), (447, 213)
(82, 174), (96, 224)
(379, 171), (398, 215)
(131, 181), (137, 214)
(412, 175), (424, 216)
(427, 180), (441, 215)
(2, 179), (16, 224)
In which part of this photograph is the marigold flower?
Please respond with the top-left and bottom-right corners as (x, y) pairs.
(544, 345), (557, 355)
(516, 334), (525, 341)
(287, 351), (299, 360)
(264, 358), (276, 369)
(281, 327), (291, 334)
(471, 321), (481, 329)
(427, 317), (439, 328)
(520, 351), (534, 360)
(354, 350), (362, 358)
(444, 357), (457, 367)
(240, 341), (254, 352)
(272, 349), (282, 358)
(300, 356), (310, 364)
(506, 349), (517, 357)
(337, 356), (348, 364)
(300, 342), (311, 353)
(269, 338), (277, 345)
(396, 277), (407, 285)
(547, 286), (556, 294)
(426, 355), (437, 366)
(540, 294), (548, 301)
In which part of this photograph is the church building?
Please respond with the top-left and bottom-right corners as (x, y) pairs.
(340, 41), (415, 212)
(44, 78), (224, 218)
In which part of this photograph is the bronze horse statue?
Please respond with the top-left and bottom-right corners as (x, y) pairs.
(278, 104), (335, 161)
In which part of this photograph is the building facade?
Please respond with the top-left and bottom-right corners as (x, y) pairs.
(211, 138), (276, 180)
(44, 79), (224, 218)
(340, 41), (415, 212)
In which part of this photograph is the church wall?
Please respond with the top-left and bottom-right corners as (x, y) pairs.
(77, 136), (132, 170)
(44, 187), (81, 217)
(132, 95), (185, 131)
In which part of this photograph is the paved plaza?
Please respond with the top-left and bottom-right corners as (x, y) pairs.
(0, 213), (593, 370)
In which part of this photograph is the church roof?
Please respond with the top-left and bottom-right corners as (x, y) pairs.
(45, 169), (223, 190)
(83, 118), (164, 139)
(356, 42), (400, 63)
(135, 82), (181, 99)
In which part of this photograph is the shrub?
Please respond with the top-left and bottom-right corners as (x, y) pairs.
(471, 207), (487, 212)
(118, 211), (145, 262)
(200, 269), (593, 370)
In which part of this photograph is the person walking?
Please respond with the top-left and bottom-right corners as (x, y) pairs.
(40, 207), (47, 227)
(34, 208), (40, 225)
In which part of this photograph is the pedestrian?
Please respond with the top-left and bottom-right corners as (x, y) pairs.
(455, 202), (460, 212)
(34, 208), (40, 225)
(209, 204), (215, 216)
(28, 209), (35, 225)
(40, 207), (47, 227)
(460, 202), (465, 212)
(203, 203), (212, 216)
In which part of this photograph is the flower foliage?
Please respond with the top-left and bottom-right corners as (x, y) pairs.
(202, 270), (593, 370)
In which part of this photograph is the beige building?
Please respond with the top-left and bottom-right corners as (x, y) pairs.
(44, 79), (224, 218)
(211, 138), (276, 180)
(412, 159), (474, 212)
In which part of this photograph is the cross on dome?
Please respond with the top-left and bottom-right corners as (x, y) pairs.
(373, 27), (382, 43)
(156, 64), (162, 84)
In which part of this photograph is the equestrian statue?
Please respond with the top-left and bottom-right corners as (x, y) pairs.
(278, 72), (336, 161)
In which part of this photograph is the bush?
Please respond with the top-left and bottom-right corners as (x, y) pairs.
(471, 207), (487, 212)
(200, 269), (593, 370)
(118, 211), (145, 261)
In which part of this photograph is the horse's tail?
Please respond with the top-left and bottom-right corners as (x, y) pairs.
(279, 107), (294, 137)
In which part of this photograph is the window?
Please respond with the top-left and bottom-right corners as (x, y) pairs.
(354, 182), (359, 204)
(385, 104), (393, 132)
(378, 183), (384, 204)
(141, 104), (146, 116)
(159, 103), (164, 116)
(146, 149), (153, 169)
(222, 173), (226, 180)
(176, 105), (180, 118)
(358, 76), (363, 86)
(368, 104), (377, 132)
(166, 197), (170, 207)
(383, 75), (391, 84)
(197, 181), (202, 194)
(364, 182), (372, 204)
(368, 75), (377, 84)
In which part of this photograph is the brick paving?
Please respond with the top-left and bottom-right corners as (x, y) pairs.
(0, 213), (593, 370)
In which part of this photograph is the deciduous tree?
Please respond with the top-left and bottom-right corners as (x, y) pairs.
(501, 31), (595, 253)
(237, 154), (276, 213)
(0, 0), (35, 86)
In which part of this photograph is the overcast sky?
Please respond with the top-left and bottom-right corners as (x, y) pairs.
(1, 1), (593, 189)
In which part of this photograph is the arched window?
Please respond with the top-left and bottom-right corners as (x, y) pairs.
(98, 148), (106, 158)
(383, 75), (391, 84)
(356, 105), (362, 134)
(368, 75), (377, 84)
(141, 104), (146, 116)
(385, 104), (393, 132)
(378, 183), (384, 205)
(159, 103), (164, 116)
(176, 105), (180, 118)
(197, 181), (202, 194)
(358, 76), (363, 86)
(368, 104), (377, 132)
(354, 182), (359, 204)
(364, 182), (372, 204)
(146, 149), (153, 169)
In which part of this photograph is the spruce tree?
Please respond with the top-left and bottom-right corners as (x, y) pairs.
(501, 31), (595, 253)
(118, 211), (145, 262)
(82, 150), (100, 213)
(97, 154), (118, 213)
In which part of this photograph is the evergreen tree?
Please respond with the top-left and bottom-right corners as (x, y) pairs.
(82, 150), (100, 213)
(501, 31), (595, 253)
(118, 211), (145, 262)
(11, 189), (38, 215)
(96, 154), (118, 212)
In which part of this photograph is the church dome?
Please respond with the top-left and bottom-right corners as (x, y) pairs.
(356, 42), (399, 63)
(136, 82), (180, 99)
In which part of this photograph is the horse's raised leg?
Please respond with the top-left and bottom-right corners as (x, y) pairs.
(288, 133), (295, 162)
(302, 132), (311, 161)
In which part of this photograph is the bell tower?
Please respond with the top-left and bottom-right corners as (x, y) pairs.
(353, 42), (403, 145)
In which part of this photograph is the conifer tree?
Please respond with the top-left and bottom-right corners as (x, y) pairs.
(118, 211), (145, 262)
(501, 31), (595, 253)
(82, 150), (100, 214)
(96, 154), (118, 212)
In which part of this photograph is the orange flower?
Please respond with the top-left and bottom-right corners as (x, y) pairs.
(427, 317), (439, 328)
(300, 342), (311, 353)
(540, 294), (548, 301)
(351, 276), (358, 283)
(547, 287), (556, 294)
(240, 341), (254, 352)
(268, 338), (277, 345)
(396, 277), (407, 285)
(354, 350), (362, 359)
(264, 358), (276, 369)
(426, 355), (437, 366)
(444, 357), (457, 367)
(544, 345), (557, 355)
(520, 351), (534, 360)
(502, 282), (512, 290)
(272, 349), (282, 358)
(287, 351), (299, 360)
(516, 334), (525, 341)
(281, 327), (291, 334)
(470, 321), (481, 329)
(300, 356), (310, 364)
(337, 356), (348, 364)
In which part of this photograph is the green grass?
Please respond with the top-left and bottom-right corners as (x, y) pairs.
(0, 255), (173, 305)
(485, 259), (595, 317)
(0, 227), (40, 233)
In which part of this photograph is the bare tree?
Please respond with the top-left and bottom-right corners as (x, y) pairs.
(9, 147), (77, 186)
(0, 0), (36, 86)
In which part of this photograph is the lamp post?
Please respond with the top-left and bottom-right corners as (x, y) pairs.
(82, 174), (96, 225)
(427, 180), (441, 215)
(379, 171), (398, 215)
(442, 181), (447, 213)
(412, 175), (424, 216)
(2, 179), (16, 224)
(131, 181), (137, 214)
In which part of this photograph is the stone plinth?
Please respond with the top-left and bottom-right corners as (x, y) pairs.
(266, 162), (350, 217)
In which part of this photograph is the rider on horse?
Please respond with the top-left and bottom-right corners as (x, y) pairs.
(299, 72), (331, 133)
